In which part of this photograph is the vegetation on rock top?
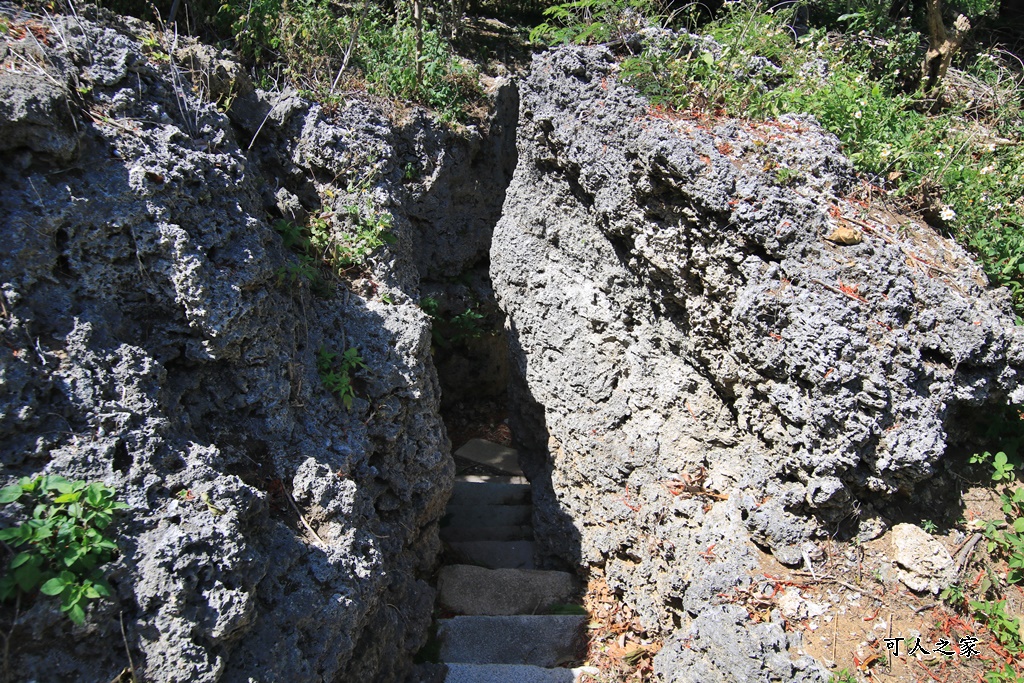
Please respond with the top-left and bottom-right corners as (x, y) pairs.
(534, 0), (1024, 318)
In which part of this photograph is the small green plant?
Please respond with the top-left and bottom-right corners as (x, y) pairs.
(448, 307), (486, 344)
(983, 662), (1024, 683)
(921, 518), (938, 534)
(970, 598), (1024, 654)
(331, 199), (395, 269)
(419, 296), (440, 318)
(971, 451), (1018, 482)
(316, 346), (367, 409)
(774, 166), (800, 187)
(972, 441), (1024, 585)
(275, 254), (320, 286)
(420, 300), (490, 349)
(939, 581), (966, 608)
(274, 202), (393, 293)
(985, 486), (1024, 584)
(829, 669), (857, 683)
(0, 476), (127, 624)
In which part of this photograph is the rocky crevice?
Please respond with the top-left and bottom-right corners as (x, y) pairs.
(0, 5), (516, 681)
(2, 6), (1024, 682)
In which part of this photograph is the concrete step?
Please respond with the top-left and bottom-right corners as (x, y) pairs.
(438, 615), (587, 667)
(445, 663), (599, 683)
(438, 565), (578, 616)
(455, 439), (522, 475)
(451, 481), (532, 507)
(456, 474), (529, 485)
(440, 525), (534, 543)
(446, 541), (536, 570)
(443, 504), (532, 528)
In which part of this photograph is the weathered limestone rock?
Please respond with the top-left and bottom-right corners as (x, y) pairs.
(891, 523), (957, 594)
(491, 45), (1024, 681)
(0, 4), (516, 680)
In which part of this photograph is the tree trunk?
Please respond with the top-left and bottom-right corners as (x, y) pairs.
(413, 0), (423, 89)
(920, 0), (969, 95)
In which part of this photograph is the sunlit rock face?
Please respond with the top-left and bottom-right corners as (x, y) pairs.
(491, 45), (1023, 682)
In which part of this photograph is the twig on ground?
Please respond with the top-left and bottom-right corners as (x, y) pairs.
(283, 486), (326, 546)
(793, 571), (882, 600)
(953, 532), (983, 576)
(119, 611), (138, 683)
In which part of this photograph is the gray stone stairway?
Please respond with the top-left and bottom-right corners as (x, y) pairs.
(436, 440), (597, 683)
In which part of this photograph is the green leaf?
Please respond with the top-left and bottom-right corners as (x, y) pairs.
(44, 476), (74, 494)
(63, 548), (85, 567)
(10, 552), (33, 569)
(40, 576), (67, 596)
(52, 492), (81, 504)
(84, 485), (104, 507)
(66, 602), (85, 625)
(0, 485), (23, 504)
(1013, 517), (1024, 533)
(13, 563), (41, 592)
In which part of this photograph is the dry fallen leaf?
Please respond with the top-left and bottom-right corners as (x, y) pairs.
(825, 226), (862, 245)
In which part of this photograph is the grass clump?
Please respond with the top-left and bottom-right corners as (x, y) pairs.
(0, 476), (127, 625)
(209, 0), (481, 121)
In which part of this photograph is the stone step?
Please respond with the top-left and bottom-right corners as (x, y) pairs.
(445, 663), (599, 683)
(440, 525), (534, 543)
(451, 481), (532, 507)
(446, 541), (535, 570)
(455, 439), (523, 475)
(438, 565), (578, 616)
(443, 504), (532, 528)
(438, 615), (587, 667)
(455, 474), (529, 485)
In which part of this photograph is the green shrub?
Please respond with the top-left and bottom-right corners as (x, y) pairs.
(530, 0), (659, 45)
(359, 7), (481, 122)
(0, 476), (127, 624)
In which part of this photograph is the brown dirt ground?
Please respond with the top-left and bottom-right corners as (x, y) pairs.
(739, 483), (1024, 683)
(575, 481), (1024, 683)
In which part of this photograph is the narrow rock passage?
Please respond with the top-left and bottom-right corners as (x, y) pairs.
(435, 440), (597, 682)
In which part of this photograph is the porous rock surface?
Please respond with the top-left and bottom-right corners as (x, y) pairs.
(491, 46), (1024, 681)
(0, 5), (513, 681)
(890, 523), (957, 594)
